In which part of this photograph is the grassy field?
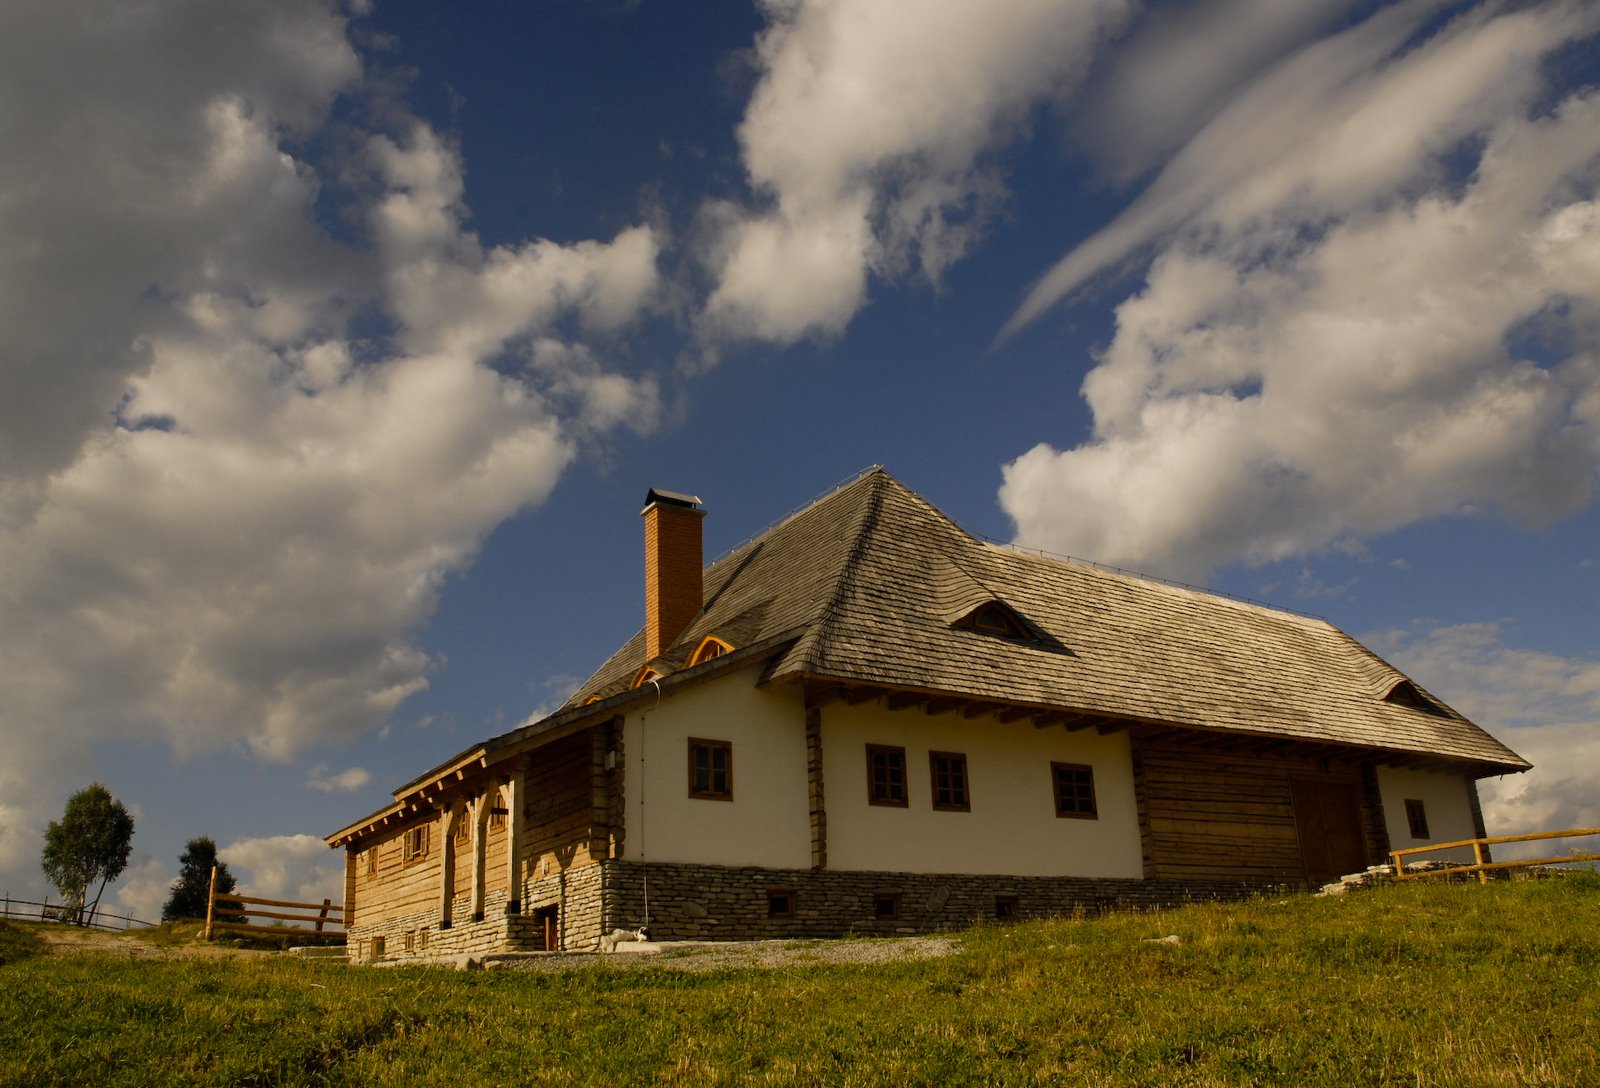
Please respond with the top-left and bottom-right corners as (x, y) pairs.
(2, 875), (1597, 1087)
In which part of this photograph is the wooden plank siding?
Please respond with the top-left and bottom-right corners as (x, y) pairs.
(350, 724), (618, 931)
(1131, 733), (1387, 884)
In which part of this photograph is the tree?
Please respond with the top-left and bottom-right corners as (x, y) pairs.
(40, 783), (134, 926)
(162, 837), (239, 922)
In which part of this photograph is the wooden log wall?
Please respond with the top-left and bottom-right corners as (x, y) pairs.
(1131, 733), (1384, 884)
(520, 730), (603, 879)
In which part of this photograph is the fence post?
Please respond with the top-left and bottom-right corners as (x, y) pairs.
(316, 898), (331, 932)
(1473, 841), (1488, 885)
(204, 865), (218, 941)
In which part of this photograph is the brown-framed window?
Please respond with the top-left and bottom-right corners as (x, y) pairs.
(767, 888), (795, 919)
(1051, 762), (1098, 819)
(488, 789), (508, 829)
(929, 751), (970, 812)
(1404, 798), (1430, 839)
(363, 847), (378, 879)
(688, 738), (733, 800)
(452, 809), (471, 843)
(867, 744), (908, 807)
(402, 824), (430, 863)
(873, 891), (901, 920)
(994, 895), (1019, 922)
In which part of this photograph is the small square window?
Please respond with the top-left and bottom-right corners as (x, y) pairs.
(994, 895), (1019, 922)
(929, 751), (970, 812)
(419, 929), (429, 951)
(867, 745), (908, 807)
(1404, 798), (1430, 839)
(402, 824), (430, 863)
(767, 888), (795, 919)
(403, 930), (415, 953)
(688, 738), (733, 800)
(370, 936), (386, 961)
(873, 891), (901, 921)
(1052, 762), (1098, 820)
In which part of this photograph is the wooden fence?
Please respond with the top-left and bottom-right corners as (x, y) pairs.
(2, 892), (155, 931)
(1392, 826), (1600, 884)
(205, 866), (346, 942)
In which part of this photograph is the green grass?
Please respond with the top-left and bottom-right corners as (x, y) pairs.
(3, 876), (1598, 1086)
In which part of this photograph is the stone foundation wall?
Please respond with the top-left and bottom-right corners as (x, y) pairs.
(350, 860), (1267, 961)
(596, 861), (1264, 940)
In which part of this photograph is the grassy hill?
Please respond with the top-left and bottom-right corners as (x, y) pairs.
(2, 875), (1596, 1086)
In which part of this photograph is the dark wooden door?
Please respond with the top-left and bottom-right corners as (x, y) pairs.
(1291, 779), (1367, 884)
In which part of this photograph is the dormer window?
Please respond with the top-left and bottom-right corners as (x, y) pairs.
(631, 666), (663, 689)
(954, 601), (1037, 642)
(1383, 679), (1448, 717)
(689, 636), (734, 666)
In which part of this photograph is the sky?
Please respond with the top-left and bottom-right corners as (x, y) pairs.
(2, 0), (1597, 920)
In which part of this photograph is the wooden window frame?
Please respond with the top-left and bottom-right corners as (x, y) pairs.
(767, 887), (795, 919)
(1404, 798), (1431, 839)
(866, 744), (909, 807)
(873, 891), (901, 921)
(1051, 762), (1098, 820)
(688, 738), (733, 801)
(363, 847), (378, 879)
(402, 824), (430, 864)
(689, 636), (734, 666)
(929, 751), (971, 812)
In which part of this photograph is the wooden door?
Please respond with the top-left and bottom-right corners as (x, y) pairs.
(1290, 779), (1367, 884)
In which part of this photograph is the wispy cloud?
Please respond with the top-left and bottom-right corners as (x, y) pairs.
(1000, 0), (1600, 581)
(305, 764), (373, 794)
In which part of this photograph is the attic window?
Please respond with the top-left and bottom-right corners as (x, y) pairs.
(955, 601), (1036, 642)
(689, 636), (734, 666)
(1384, 680), (1448, 717)
(631, 666), (663, 689)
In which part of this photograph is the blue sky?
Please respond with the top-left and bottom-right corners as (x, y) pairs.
(2, 0), (1597, 917)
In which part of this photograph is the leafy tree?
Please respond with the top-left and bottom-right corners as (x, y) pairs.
(162, 837), (239, 922)
(40, 783), (134, 926)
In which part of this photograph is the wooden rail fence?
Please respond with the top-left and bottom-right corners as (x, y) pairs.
(204, 866), (346, 942)
(1392, 826), (1600, 884)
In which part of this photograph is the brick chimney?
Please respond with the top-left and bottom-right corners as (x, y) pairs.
(641, 488), (705, 660)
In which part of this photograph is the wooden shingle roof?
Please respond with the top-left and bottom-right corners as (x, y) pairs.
(571, 469), (1528, 775)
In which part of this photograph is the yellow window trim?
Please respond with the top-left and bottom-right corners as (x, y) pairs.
(631, 666), (663, 689)
(689, 636), (734, 666)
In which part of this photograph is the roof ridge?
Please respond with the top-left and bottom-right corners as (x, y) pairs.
(784, 470), (890, 673)
(706, 465), (885, 570)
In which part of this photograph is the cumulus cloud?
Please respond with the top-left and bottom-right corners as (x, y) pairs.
(0, 1), (662, 886)
(221, 833), (344, 906)
(1368, 622), (1600, 855)
(306, 765), (373, 794)
(1001, 0), (1600, 581)
(698, 0), (1130, 346)
(112, 857), (176, 926)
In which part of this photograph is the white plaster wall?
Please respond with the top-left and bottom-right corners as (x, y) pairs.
(620, 665), (811, 868)
(822, 703), (1144, 878)
(1376, 766), (1481, 864)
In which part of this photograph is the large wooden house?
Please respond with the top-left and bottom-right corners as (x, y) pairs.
(326, 469), (1528, 961)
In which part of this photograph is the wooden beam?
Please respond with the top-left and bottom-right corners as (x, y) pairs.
(997, 706), (1035, 724)
(844, 686), (880, 706)
(961, 702), (1002, 720)
(923, 697), (962, 717)
(885, 692), (924, 711)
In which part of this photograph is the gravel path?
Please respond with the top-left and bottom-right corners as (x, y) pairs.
(484, 936), (961, 973)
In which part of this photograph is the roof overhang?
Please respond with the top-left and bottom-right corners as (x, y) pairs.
(325, 626), (807, 848)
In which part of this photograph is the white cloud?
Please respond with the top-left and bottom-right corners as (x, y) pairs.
(221, 833), (344, 905)
(306, 765), (373, 794)
(1367, 622), (1600, 854)
(1001, 1), (1600, 581)
(699, 0), (1130, 346)
(111, 857), (175, 926)
(0, 2), (662, 889)
(1077, 0), (1368, 182)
